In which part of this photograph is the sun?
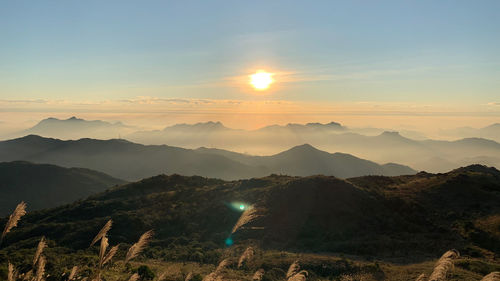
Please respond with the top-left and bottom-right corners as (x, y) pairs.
(250, 70), (274, 90)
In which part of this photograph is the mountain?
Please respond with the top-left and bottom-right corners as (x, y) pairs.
(257, 121), (346, 133)
(198, 143), (415, 177)
(440, 123), (500, 143)
(2, 165), (499, 258)
(0, 135), (266, 181)
(126, 121), (348, 150)
(0, 161), (125, 215)
(0, 135), (416, 181)
(21, 116), (133, 140)
(127, 122), (500, 172)
(15, 119), (500, 173)
(164, 121), (233, 132)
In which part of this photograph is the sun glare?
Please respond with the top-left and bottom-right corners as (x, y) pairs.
(250, 71), (273, 90)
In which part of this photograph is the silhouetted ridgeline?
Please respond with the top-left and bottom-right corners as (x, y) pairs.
(0, 135), (416, 181)
(1, 165), (499, 259)
(0, 161), (125, 215)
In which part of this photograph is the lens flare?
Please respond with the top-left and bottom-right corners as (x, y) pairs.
(228, 202), (248, 212)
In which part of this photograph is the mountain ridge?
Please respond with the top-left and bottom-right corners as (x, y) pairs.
(0, 161), (125, 215)
(0, 135), (416, 181)
(2, 165), (498, 259)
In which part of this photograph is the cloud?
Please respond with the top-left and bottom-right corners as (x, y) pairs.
(487, 102), (500, 106)
(0, 99), (48, 104)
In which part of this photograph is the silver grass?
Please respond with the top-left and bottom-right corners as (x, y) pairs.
(286, 260), (300, 279)
(202, 259), (230, 281)
(90, 220), (112, 247)
(2, 201), (27, 241)
(102, 245), (119, 266)
(33, 237), (47, 267)
(98, 236), (109, 267)
(215, 258), (230, 273)
(288, 270), (308, 281)
(428, 250), (460, 281)
(8, 262), (17, 281)
(184, 272), (193, 281)
(231, 206), (259, 234)
(22, 270), (33, 281)
(481, 272), (500, 281)
(128, 273), (140, 281)
(238, 246), (255, 268)
(125, 230), (154, 263)
(201, 272), (218, 281)
(35, 255), (46, 281)
(155, 271), (168, 281)
(252, 269), (265, 281)
(415, 273), (427, 281)
(68, 266), (78, 280)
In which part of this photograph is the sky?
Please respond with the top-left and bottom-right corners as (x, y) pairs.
(1, 0), (499, 133)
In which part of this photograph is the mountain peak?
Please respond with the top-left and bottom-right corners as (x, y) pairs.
(452, 164), (500, 176)
(379, 131), (401, 137)
(165, 121), (229, 131)
(285, 143), (321, 153)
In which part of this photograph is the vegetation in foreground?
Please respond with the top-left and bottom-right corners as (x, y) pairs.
(1, 201), (500, 281)
(1, 165), (500, 280)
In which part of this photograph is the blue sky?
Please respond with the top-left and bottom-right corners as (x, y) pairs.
(0, 0), (499, 131)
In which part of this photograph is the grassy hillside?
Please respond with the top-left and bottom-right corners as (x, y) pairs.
(2, 165), (498, 257)
(1, 165), (499, 280)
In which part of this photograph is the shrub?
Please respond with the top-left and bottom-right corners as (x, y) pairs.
(137, 265), (155, 280)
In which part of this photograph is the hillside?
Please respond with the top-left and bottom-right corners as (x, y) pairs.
(0, 135), (415, 181)
(0, 161), (125, 215)
(2, 165), (499, 260)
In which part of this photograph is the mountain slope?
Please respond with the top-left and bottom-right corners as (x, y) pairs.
(0, 135), (416, 181)
(2, 165), (499, 258)
(0, 161), (125, 215)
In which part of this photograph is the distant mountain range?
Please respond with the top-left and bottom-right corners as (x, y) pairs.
(0, 135), (415, 181)
(128, 121), (500, 172)
(3, 165), (499, 258)
(3, 117), (500, 172)
(20, 116), (134, 140)
(0, 161), (125, 215)
(441, 123), (500, 142)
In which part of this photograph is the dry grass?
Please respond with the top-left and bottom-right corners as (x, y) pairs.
(68, 266), (78, 280)
(415, 273), (427, 281)
(127, 273), (139, 281)
(286, 260), (301, 279)
(481, 272), (500, 281)
(90, 219), (112, 247)
(288, 270), (308, 281)
(32, 237), (46, 267)
(427, 250), (460, 281)
(35, 255), (45, 281)
(125, 230), (154, 263)
(252, 269), (264, 281)
(238, 246), (255, 268)
(1, 201), (27, 243)
(184, 272), (193, 281)
(102, 245), (119, 266)
(8, 262), (16, 281)
(231, 206), (259, 234)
